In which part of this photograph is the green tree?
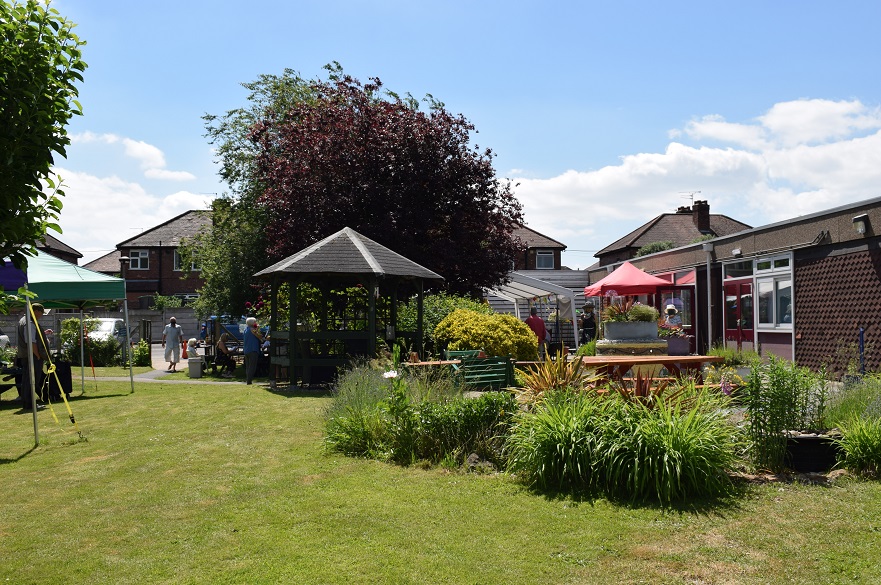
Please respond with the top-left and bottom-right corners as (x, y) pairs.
(187, 69), (316, 316)
(252, 71), (523, 296)
(0, 0), (87, 271)
(636, 241), (675, 257)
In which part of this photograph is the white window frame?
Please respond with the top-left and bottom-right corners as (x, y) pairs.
(129, 249), (149, 270)
(535, 250), (554, 270)
(173, 250), (200, 272)
(755, 253), (792, 330)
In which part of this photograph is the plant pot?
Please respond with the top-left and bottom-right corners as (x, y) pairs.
(785, 433), (840, 473)
(666, 337), (690, 356)
(603, 321), (658, 341)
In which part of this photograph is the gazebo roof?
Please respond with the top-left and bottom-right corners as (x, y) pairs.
(254, 227), (444, 282)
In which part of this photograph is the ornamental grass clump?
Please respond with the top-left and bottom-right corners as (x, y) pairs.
(599, 391), (740, 505)
(834, 417), (881, 477)
(514, 356), (601, 405)
(506, 388), (740, 503)
(744, 356), (830, 472)
(505, 390), (608, 492)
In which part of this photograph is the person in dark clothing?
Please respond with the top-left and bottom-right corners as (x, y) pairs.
(17, 303), (49, 409)
(580, 302), (597, 343)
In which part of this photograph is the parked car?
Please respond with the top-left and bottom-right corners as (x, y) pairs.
(89, 318), (127, 344)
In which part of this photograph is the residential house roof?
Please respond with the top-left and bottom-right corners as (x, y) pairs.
(117, 210), (212, 247)
(37, 233), (82, 262)
(83, 249), (122, 274)
(596, 200), (750, 258)
(513, 224), (567, 250)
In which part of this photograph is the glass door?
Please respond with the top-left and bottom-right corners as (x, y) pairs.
(657, 286), (696, 354)
(724, 279), (754, 351)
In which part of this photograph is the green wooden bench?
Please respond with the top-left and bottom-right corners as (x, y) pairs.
(443, 349), (482, 360)
(455, 356), (515, 391)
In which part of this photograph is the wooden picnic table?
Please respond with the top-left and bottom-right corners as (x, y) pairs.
(405, 360), (461, 367)
(580, 354), (724, 382)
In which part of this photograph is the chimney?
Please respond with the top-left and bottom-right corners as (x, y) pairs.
(692, 200), (710, 233)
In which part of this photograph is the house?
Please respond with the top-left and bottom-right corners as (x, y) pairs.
(595, 200), (751, 267)
(513, 224), (567, 270)
(37, 233), (82, 265)
(587, 195), (881, 373)
(85, 210), (211, 305)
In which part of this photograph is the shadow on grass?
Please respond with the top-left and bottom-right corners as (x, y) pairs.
(524, 478), (749, 516)
(0, 445), (37, 465)
(265, 384), (333, 399)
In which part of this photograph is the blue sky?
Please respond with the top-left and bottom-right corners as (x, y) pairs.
(51, 1), (881, 267)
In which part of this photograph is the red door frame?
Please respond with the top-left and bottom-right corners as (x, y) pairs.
(723, 279), (754, 351)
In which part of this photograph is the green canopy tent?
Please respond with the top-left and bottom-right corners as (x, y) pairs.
(9, 250), (134, 396)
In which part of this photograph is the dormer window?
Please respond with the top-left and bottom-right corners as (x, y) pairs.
(536, 250), (554, 269)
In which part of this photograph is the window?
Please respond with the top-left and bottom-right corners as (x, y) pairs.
(173, 250), (200, 272)
(129, 249), (149, 270)
(724, 261), (753, 280)
(535, 250), (554, 269)
(757, 277), (792, 328)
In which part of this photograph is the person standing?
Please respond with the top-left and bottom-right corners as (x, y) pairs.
(161, 316), (183, 372)
(580, 302), (597, 343)
(17, 303), (49, 409)
(525, 306), (548, 359)
(243, 317), (265, 385)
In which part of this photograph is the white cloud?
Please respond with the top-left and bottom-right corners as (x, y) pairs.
(69, 132), (195, 181)
(51, 167), (211, 263)
(513, 98), (881, 269)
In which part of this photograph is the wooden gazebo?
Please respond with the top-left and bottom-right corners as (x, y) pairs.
(254, 227), (443, 386)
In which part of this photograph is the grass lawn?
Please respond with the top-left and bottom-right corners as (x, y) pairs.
(2, 381), (881, 584)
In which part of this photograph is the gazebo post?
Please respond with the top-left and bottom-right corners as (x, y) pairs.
(367, 277), (377, 359)
(291, 277), (300, 387)
(416, 280), (424, 359)
(269, 275), (279, 388)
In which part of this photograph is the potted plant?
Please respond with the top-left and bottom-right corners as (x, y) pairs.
(658, 321), (692, 355)
(601, 298), (660, 340)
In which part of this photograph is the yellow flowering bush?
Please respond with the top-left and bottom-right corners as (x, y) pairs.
(434, 309), (538, 360)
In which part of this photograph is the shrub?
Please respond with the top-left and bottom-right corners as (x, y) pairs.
(575, 338), (597, 356)
(325, 362), (515, 467)
(417, 392), (516, 467)
(636, 241), (674, 257)
(397, 293), (493, 355)
(708, 344), (760, 367)
(434, 309), (537, 360)
(150, 293), (183, 310)
(515, 357), (600, 405)
(744, 356), (830, 472)
(835, 417), (881, 477)
(130, 339), (151, 367)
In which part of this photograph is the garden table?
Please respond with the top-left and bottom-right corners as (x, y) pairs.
(580, 354), (723, 383)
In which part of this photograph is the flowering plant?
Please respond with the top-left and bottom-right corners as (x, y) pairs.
(657, 321), (688, 338)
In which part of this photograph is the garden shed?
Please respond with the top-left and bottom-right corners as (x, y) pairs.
(254, 227), (443, 386)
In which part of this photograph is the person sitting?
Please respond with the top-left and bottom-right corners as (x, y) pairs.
(186, 338), (200, 357)
(215, 333), (236, 378)
(664, 304), (683, 326)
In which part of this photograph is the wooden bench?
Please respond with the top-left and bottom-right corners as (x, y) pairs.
(455, 356), (514, 391)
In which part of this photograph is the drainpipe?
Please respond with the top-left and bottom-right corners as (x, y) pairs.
(702, 241), (714, 352)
